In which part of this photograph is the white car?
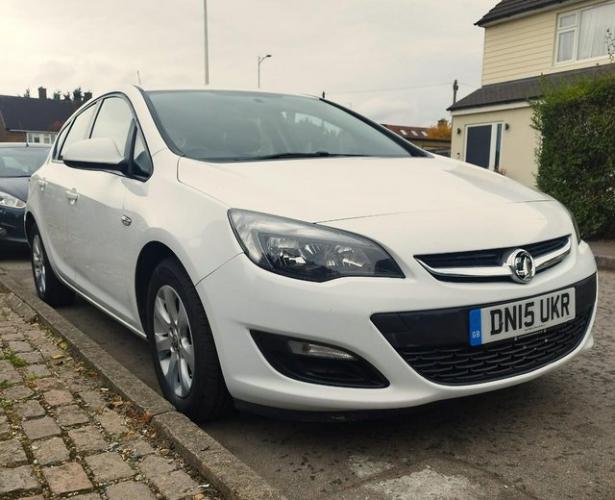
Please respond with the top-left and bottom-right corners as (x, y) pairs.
(26, 86), (598, 421)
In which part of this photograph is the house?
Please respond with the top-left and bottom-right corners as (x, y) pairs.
(0, 87), (84, 144)
(449, 0), (615, 186)
(382, 122), (451, 156)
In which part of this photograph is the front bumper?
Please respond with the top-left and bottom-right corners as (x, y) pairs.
(0, 207), (27, 245)
(197, 241), (598, 412)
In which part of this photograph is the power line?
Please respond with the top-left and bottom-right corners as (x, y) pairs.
(325, 81), (478, 95)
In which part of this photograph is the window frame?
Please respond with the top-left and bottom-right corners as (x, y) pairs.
(554, 1), (615, 65)
(463, 122), (504, 172)
(53, 92), (153, 182)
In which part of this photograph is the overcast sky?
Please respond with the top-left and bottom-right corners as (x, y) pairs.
(1, 0), (495, 126)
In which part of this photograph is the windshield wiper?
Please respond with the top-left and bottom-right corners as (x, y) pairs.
(241, 152), (372, 161)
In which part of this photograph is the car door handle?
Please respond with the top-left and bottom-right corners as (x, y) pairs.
(37, 178), (48, 191)
(65, 189), (79, 205)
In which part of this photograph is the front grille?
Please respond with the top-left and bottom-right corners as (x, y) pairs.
(371, 274), (597, 386)
(396, 311), (591, 385)
(416, 235), (570, 269)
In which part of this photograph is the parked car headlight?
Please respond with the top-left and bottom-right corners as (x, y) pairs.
(0, 191), (26, 209)
(228, 209), (404, 282)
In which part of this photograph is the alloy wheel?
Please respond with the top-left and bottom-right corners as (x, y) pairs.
(153, 285), (195, 397)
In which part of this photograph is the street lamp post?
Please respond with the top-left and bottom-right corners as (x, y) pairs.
(203, 0), (210, 85)
(257, 54), (272, 88)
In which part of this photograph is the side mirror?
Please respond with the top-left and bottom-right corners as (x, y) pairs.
(62, 138), (127, 172)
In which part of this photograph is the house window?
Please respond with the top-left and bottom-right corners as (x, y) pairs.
(556, 2), (615, 63)
(464, 123), (503, 171)
(27, 132), (56, 144)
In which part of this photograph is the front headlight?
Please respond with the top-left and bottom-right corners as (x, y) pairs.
(0, 191), (26, 209)
(228, 209), (404, 282)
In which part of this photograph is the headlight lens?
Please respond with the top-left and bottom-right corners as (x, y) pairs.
(228, 209), (404, 282)
(0, 191), (26, 209)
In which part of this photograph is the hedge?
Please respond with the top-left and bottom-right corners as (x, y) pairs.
(532, 73), (615, 239)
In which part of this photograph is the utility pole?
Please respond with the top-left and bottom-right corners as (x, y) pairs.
(136, 70), (143, 86)
(452, 79), (459, 105)
(203, 0), (210, 85)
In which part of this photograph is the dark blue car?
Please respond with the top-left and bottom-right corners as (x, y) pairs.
(0, 143), (50, 246)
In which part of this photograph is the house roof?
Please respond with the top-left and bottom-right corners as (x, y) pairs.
(449, 63), (615, 112)
(382, 124), (451, 143)
(476, 0), (569, 26)
(0, 95), (76, 132)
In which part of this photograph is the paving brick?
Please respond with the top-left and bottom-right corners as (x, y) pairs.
(43, 462), (92, 495)
(0, 414), (11, 439)
(0, 438), (27, 466)
(32, 436), (69, 465)
(42, 389), (73, 407)
(33, 377), (62, 391)
(125, 438), (155, 458)
(0, 465), (39, 495)
(25, 364), (51, 379)
(0, 359), (21, 385)
(106, 480), (157, 500)
(18, 352), (44, 365)
(18, 495), (45, 500)
(97, 409), (128, 436)
(85, 452), (134, 482)
(14, 400), (45, 419)
(71, 493), (102, 500)
(1, 333), (24, 342)
(68, 425), (108, 453)
(7, 340), (33, 353)
(22, 416), (61, 440)
(78, 390), (106, 410)
(149, 469), (201, 500)
(139, 454), (176, 478)
(56, 405), (89, 427)
(1, 385), (33, 400)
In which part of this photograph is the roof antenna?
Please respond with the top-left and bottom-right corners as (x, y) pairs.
(322, 91), (326, 99)
(136, 70), (143, 86)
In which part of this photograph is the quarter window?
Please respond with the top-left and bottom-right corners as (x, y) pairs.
(556, 2), (615, 63)
(91, 97), (134, 156)
(132, 129), (153, 177)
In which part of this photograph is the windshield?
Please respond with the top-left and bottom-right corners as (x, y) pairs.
(146, 90), (414, 162)
(0, 147), (49, 177)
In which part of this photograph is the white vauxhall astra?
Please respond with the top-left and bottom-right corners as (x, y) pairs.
(25, 87), (598, 421)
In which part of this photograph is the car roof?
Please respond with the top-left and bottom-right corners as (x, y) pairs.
(0, 142), (51, 149)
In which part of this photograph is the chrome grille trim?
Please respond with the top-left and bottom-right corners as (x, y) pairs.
(416, 236), (571, 282)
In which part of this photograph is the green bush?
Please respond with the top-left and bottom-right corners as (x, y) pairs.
(533, 73), (615, 239)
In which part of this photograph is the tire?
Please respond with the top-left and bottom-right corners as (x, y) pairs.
(145, 257), (232, 422)
(29, 225), (75, 307)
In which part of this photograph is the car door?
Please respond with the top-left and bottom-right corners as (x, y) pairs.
(67, 95), (136, 322)
(36, 103), (99, 283)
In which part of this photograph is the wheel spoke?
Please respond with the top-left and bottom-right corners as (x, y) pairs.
(153, 296), (171, 329)
(179, 338), (194, 373)
(179, 359), (192, 395)
(154, 332), (172, 353)
(163, 287), (179, 323)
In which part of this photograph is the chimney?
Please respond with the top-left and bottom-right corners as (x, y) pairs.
(38, 86), (47, 100)
(83, 91), (93, 102)
(438, 119), (448, 128)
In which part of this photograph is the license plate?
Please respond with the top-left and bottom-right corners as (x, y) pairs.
(469, 288), (576, 346)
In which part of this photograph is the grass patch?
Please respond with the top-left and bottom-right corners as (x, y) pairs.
(1, 350), (27, 368)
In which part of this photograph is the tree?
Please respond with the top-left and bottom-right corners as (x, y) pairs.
(607, 28), (615, 63)
(52, 91), (62, 100)
(426, 119), (452, 140)
(72, 87), (83, 101)
(23, 88), (31, 98)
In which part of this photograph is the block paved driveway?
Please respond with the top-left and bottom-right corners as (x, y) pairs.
(2, 248), (614, 500)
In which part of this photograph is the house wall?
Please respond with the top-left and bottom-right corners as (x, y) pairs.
(450, 105), (539, 186)
(482, 0), (614, 85)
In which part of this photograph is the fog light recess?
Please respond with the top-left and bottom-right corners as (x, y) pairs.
(251, 331), (389, 388)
